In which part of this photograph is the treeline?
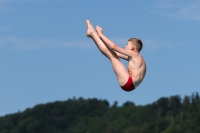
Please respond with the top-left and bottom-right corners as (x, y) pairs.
(0, 92), (200, 133)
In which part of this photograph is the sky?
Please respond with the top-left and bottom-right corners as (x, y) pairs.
(1, 0), (200, 116)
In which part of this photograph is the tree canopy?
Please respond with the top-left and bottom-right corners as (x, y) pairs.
(0, 93), (200, 133)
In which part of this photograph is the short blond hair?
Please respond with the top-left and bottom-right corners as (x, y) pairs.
(128, 38), (143, 52)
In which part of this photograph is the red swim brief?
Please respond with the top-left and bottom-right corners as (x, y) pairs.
(120, 77), (135, 92)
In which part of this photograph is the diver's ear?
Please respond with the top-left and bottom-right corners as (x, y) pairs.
(131, 46), (135, 51)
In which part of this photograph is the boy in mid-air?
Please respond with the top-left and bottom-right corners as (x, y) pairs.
(86, 20), (146, 92)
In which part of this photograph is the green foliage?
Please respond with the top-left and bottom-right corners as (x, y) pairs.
(0, 93), (200, 133)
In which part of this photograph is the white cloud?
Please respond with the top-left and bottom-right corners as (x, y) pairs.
(0, 36), (173, 52)
(142, 39), (173, 52)
(142, 39), (159, 51)
(168, 4), (200, 21)
(112, 38), (128, 48)
(0, 37), (93, 50)
(112, 37), (173, 51)
(153, 1), (200, 21)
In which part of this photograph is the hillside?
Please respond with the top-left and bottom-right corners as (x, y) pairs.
(0, 93), (200, 133)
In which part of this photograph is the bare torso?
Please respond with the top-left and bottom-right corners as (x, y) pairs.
(128, 54), (146, 88)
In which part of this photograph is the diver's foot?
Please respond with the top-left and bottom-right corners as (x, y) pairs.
(86, 20), (95, 37)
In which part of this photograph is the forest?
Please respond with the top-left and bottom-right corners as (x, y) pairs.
(0, 92), (200, 133)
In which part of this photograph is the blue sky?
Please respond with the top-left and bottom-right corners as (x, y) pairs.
(1, 0), (200, 116)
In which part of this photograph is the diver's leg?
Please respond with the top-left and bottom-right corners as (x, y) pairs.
(86, 20), (129, 86)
